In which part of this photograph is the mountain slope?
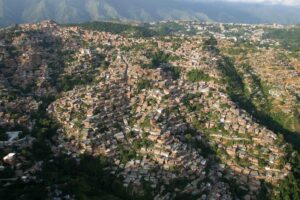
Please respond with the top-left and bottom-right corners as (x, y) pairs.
(1, 0), (300, 26)
(0, 21), (297, 199)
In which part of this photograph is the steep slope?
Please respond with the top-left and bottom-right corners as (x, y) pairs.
(0, 21), (299, 199)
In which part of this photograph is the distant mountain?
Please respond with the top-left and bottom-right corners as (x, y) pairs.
(1, 0), (300, 26)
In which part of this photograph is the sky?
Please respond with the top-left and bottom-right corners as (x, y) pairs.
(217, 0), (299, 5)
(188, 0), (300, 5)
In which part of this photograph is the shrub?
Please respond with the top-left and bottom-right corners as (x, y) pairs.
(137, 79), (152, 92)
(203, 36), (219, 53)
(187, 69), (211, 82)
(145, 51), (171, 69)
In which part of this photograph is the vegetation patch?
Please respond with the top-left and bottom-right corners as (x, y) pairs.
(187, 69), (211, 82)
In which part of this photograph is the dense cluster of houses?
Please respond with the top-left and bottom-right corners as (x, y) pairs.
(0, 20), (297, 199)
(245, 49), (300, 114)
(48, 46), (290, 199)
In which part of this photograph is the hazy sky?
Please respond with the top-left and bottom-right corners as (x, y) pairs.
(188, 0), (300, 5)
(212, 0), (299, 5)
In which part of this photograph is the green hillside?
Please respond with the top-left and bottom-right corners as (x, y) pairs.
(1, 0), (300, 26)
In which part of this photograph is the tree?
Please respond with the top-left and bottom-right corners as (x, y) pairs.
(203, 36), (219, 53)
(137, 79), (152, 92)
(272, 173), (300, 200)
(145, 51), (171, 69)
(31, 140), (52, 160)
(187, 69), (211, 82)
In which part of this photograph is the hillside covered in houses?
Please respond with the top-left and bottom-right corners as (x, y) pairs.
(0, 20), (299, 200)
